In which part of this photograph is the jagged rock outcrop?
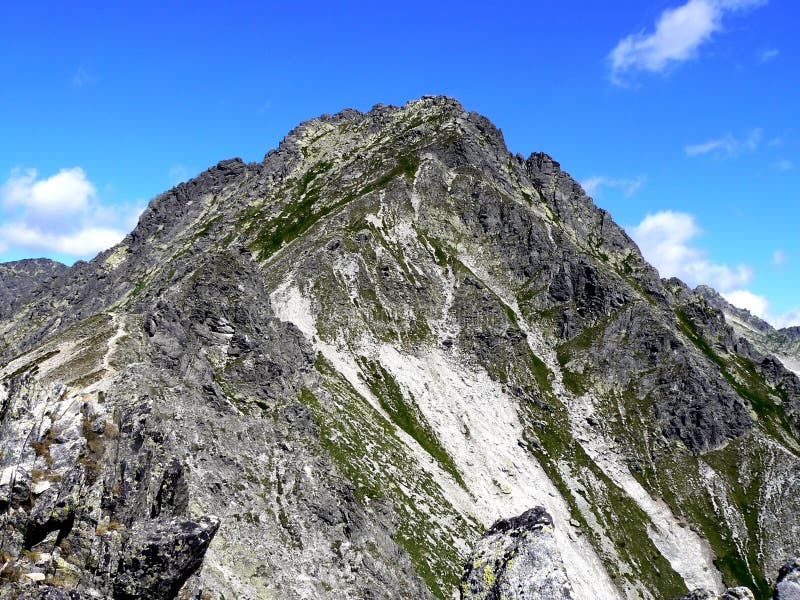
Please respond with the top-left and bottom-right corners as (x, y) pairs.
(1, 96), (799, 599)
(0, 374), (220, 598)
(695, 285), (800, 375)
(460, 507), (573, 599)
(0, 258), (65, 318)
(113, 515), (220, 598)
(774, 558), (800, 600)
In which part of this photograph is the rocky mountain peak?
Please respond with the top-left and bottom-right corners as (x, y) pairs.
(1, 97), (798, 599)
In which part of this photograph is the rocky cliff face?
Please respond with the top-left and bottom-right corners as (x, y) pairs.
(0, 259), (66, 319)
(1, 96), (798, 599)
(696, 285), (800, 376)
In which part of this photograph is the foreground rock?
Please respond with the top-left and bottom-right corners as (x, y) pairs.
(775, 558), (800, 599)
(114, 515), (220, 598)
(461, 507), (573, 600)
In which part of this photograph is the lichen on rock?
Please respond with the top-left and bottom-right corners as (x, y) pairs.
(461, 507), (574, 600)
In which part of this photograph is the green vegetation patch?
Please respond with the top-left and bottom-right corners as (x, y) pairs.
(702, 441), (771, 598)
(517, 392), (688, 597)
(676, 309), (797, 447)
(555, 315), (614, 396)
(251, 161), (333, 257)
(416, 229), (450, 267)
(250, 153), (419, 260)
(356, 357), (465, 487)
(631, 432), (771, 599)
(301, 357), (479, 599)
(195, 214), (222, 238)
(131, 279), (146, 297)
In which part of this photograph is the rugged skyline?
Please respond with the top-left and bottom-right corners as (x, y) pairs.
(1, 97), (798, 599)
(1, 1), (798, 325)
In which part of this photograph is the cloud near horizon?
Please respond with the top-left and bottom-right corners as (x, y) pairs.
(609, 0), (767, 85)
(581, 175), (645, 199)
(629, 210), (800, 328)
(629, 210), (753, 292)
(0, 167), (143, 260)
(723, 289), (800, 328)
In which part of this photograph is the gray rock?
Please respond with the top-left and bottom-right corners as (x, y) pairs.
(0, 258), (66, 319)
(671, 587), (754, 600)
(2, 96), (800, 599)
(775, 558), (800, 600)
(460, 507), (573, 600)
(113, 515), (220, 599)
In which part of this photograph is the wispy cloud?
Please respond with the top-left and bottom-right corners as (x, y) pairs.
(772, 159), (794, 171)
(0, 167), (143, 259)
(772, 307), (800, 328)
(71, 67), (95, 88)
(684, 128), (762, 158)
(772, 249), (787, 265)
(609, 0), (767, 86)
(581, 175), (645, 199)
(629, 210), (753, 292)
(758, 48), (779, 63)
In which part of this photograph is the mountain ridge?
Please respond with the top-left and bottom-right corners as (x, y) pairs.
(1, 96), (798, 599)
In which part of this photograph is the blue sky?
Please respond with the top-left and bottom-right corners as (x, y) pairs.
(1, 1), (797, 325)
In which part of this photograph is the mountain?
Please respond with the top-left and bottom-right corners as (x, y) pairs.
(0, 258), (66, 317)
(696, 285), (800, 376)
(1, 96), (798, 600)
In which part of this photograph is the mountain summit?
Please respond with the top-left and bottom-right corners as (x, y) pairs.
(1, 97), (798, 599)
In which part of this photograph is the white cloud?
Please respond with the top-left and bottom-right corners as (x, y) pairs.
(723, 289), (770, 317)
(629, 210), (753, 292)
(2, 167), (95, 217)
(1, 223), (126, 256)
(581, 175), (645, 198)
(723, 289), (800, 328)
(758, 48), (779, 63)
(772, 249), (787, 265)
(684, 128), (762, 158)
(0, 167), (144, 260)
(772, 159), (794, 171)
(72, 67), (95, 88)
(609, 0), (767, 85)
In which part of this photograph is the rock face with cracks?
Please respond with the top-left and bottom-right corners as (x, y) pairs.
(1, 96), (799, 599)
(0, 258), (66, 319)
